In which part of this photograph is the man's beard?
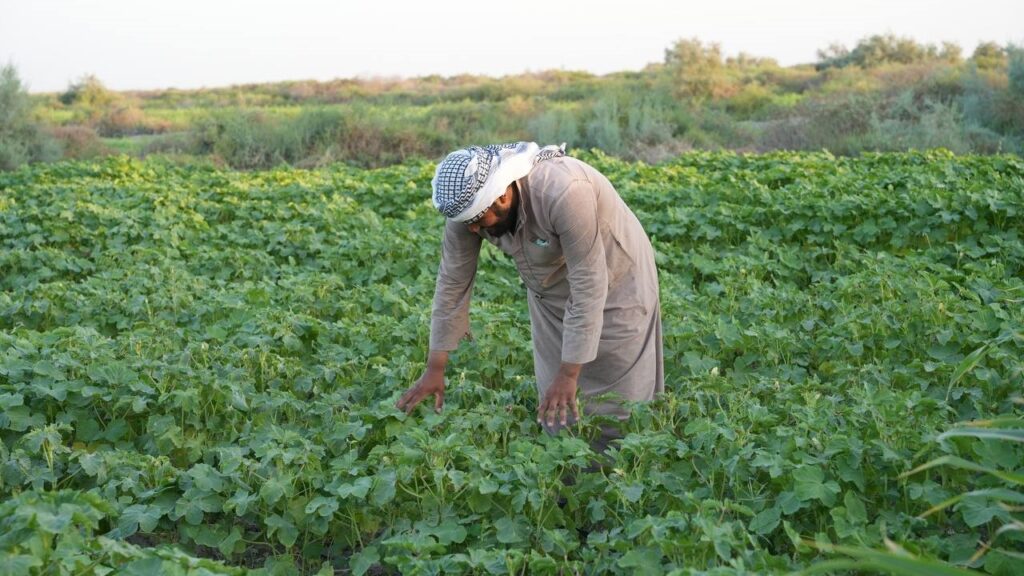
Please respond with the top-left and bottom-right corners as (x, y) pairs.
(483, 193), (518, 237)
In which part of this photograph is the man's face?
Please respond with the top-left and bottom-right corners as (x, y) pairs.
(467, 184), (517, 236)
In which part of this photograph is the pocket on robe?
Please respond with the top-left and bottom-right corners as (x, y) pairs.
(597, 300), (648, 344)
(601, 227), (635, 290)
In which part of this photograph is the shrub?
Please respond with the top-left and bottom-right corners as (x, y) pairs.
(671, 104), (750, 150)
(139, 132), (196, 158)
(962, 123), (1017, 154)
(96, 105), (149, 137)
(662, 38), (733, 100)
(961, 61), (1024, 140)
(970, 42), (1006, 70)
(186, 106), (458, 169)
(59, 74), (114, 107)
(1008, 45), (1024, 97)
(49, 125), (109, 159)
(584, 97), (624, 154)
(801, 92), (881, 152)
(817, 34), (955, 70)
(864, 97), (971, 153)
(331, 117), (448, 167)
(725, 82), (776, 119)
(0, 63), (61, 170)
(58, 74), (120, 126)
(199, 110), (303, 169)
(527, 106), (581, 148)
(908, 64), (964, 104)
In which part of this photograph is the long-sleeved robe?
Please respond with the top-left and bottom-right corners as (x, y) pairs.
(428, 155), (664, 444)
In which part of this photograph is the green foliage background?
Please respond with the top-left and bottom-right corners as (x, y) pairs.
(6, 34), (1023, 172)
(0, 64), (61, 170)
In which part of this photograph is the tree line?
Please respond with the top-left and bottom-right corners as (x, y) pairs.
(2, 34), (1022, 170)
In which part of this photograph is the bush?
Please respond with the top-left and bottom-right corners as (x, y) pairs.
(962, 123), (1017, 154)
(623, 98), (674, 146)
(906, 64), (964, 104)
(725, 82), (776, 119)
(662, 38), (733, 100)
(863, 96), (971, 153)
(59, 74), (117, 108)
(970, 42), (1006, 70)
(57, 75), (122, 128)
(139, 132), (195, 157)
(96, 105), (151, 137)
(817, 34), (957, 70)
(757, 92), (880, 153)
(1008, 45), (1024, 97)
(527, 106), (581, 148)
(187, 106), (458, 169)
(584, 97), (624, 154)
(193, 109), (305, 169)
(0, 64), (61, 170)
(330, 116), (449, 167)
(49, 125), (109, 159)
(961, 62), (1024, 140)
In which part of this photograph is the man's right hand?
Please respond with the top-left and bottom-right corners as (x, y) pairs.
(396, 350), (449, 415)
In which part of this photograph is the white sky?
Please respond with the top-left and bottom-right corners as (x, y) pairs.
(2, 0), (1022, 93)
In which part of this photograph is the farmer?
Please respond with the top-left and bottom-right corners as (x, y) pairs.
(396, 142), (663, 451)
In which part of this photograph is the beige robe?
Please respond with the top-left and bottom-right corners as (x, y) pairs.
(429, 156), (664, 441)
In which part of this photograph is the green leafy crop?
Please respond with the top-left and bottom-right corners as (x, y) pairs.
(1, 150), (1022, 574)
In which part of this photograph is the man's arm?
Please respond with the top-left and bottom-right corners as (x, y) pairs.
(537, 179), (609, 426)
(550, 179), (608, 364)
(397, 220), (481, 414)
(429, 220), (483, 351)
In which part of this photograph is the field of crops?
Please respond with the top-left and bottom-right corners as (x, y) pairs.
(1, 150), (1022, 575)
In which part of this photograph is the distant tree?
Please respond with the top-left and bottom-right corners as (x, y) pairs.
(1008, 45), (1024, 97)
(817, 34), (945, 70)
(0, 63), (61, 170)
(663, 38), (727, 100)
(816, 42), (850, 67)
(971, 42), (1007, 70)
(938, 42), (963, 64)
(860, 34), (937, 66)
(726, 52), (778, 68)
(59, 74), (117, 107)
(58, 74), (125, 128)
(958, 43), (1022, 142)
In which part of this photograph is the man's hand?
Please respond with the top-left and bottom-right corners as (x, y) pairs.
(396, 350), (448, 415)
(538, 363), (581, 428)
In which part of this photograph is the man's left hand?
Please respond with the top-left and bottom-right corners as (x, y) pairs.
(538, 363), (581, 428)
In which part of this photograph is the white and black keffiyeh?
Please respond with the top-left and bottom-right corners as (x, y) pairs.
(431, 141), (566, 222)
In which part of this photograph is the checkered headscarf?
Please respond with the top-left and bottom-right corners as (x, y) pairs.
(431, 142), (566, 222)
